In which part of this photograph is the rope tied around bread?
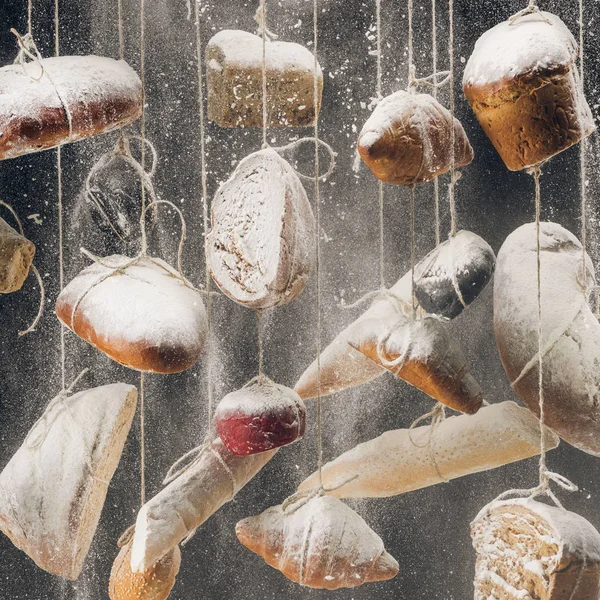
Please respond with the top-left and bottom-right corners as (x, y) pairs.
(282, 475), (359, 516)
(508, 0), (551, 26)
(0, 200), (46, 336)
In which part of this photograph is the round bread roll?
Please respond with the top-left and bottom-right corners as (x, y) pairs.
(463, 11), (595, 171)
(0, 216), (35, 293)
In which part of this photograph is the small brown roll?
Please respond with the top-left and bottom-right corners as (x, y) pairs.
(0, 217), (35, 293)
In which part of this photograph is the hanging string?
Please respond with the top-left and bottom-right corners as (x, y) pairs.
(193, 0), (213, 425)
(257, 309), (264, 382)
(431, 0), (440, 246)
(27, 0), (33, 36)
(447, 0), (457, 236)
(313, 0), (323, 486)
(54, 0), (66, 391)
(117, 0), (124, 60)
(410, 184), (417, 318)
(579, 0), (587, 279)
(375, 0), (385, 288)
(140, 372), (146, 505)
(259, 0), (268, 149)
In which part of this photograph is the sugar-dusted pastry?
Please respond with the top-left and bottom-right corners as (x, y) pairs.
(214, 378), (306, 456)
(294, 231), (491, 400)
(357, 91), (473, 185)
(495, 222), (600, 456)
(109, 536), (181, 600)
(130, 438), (277, 573)
(463, 12), (595, 171)
(206, 30), (322, 128)
(236, 495), (399, 589)
(0, 55), (142, 160)
(414, 230), (495, 319)
(299, 401), (559, 498)
(472, 498), (600, 599)
(206, 148), (315, 309)
(348, 315), (483, 414)
(0, 383), (138, 579)
(56, 255), (208, 374)
(0, 216), (35, 293)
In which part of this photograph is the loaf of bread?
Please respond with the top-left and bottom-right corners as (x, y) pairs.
(0, 216), (35, 293)
(295, 231), (491, 400)
(214, 378), (306, 456)
(495, 222), (600, 456)
(348, 315), (483, 414)
(357, 91), (473, 185)
(472, 498), (600, 600)
(236, 495), (399, 589)
(0, 55), (142, 160)
(56, 255), (208, 374)
(298, 401), (559, 498)
(207, 148), (315, 309)
(109, 537), (181, 600)
(463, 12), (595, 171)
(0, 383), (138, 579)
(206, 30), (322, 128)
(130, 438), (277, 573)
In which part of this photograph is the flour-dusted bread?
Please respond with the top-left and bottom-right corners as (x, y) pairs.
(463, 12), (595, 171)
(130, 438), (277, 573)
(0, 383), (137, 579)
(109, 538), (181, 600)
(472, 498), (600, 600)
(214, 378), (306, 456)
(206, 30), (322, 128)
(494, 222), (600, 456)
(295, 232), (490, 400)
(0, 55), (142, 160)
(236, 495), (399, 589)
(206, 148), (315, 309)
(357, 91), (473, 185)
(0, 216), (35, 293)
(56, 255), (208, 374)
(299, 401), (559, 498)
(414, 230), (495, 319)
(348, 315), (483, 414)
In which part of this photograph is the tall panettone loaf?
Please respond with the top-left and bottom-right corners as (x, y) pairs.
(463, 12), (595, 171)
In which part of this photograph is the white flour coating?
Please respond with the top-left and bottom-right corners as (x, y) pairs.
(207, 30), (322, 77)
(215, 379), (303, 419)
(207, 148), (315, 309)
(0, 383), (138, 580)
(472, 498), (600, 600)
(130, 438), (277, 573)
(298, 401), (559, 498)
(494, 222), (600, 456)
(463, 12), (577, 89)
(57, 255), (208, 361)
(236, 495), (399, 589)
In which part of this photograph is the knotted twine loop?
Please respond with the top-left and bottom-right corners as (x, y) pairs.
(339, 287), (410, 313)
(508, 1), (550, 25)
(0, 200), (46, 336)
(269, 137), (336, 182)
(117, 524), (136, 548)
(282, 475), (359, 516)
(11, 29), (44, 80)
(408, 68), (452, 92)
(254, 2), (278, 40)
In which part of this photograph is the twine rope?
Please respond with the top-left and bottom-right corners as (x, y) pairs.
(376, 0), (385, 288)
(579, 0), (588, 285)
(447, 0), (457, 236)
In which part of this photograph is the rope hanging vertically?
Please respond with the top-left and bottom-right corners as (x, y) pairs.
(194, 0), (214, 425)
(431, 0), (440, 246)
(447, 0), (457, 236)
(579, 0), (587, 274)
(375, 0), (385, 289)
(27, 0), (33, 37)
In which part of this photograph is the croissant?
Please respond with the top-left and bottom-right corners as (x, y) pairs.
(357, 90), (473, 185)
(236, 495), (399, 589)
(0, 216), (35, 293)
(214, 378), (306, 456)
(109, 537), (181, 600)
(348, 315), (483, 414)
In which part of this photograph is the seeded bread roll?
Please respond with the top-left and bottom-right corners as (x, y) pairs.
(206, 30), (322, 128)
(463, 12), (595, 171)
(0, 217), (35, 293)
(0, 55), (142, 160)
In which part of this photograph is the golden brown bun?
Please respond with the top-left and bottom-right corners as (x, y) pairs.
(109, 539), (181, 600)
(0, 217), (35, 293)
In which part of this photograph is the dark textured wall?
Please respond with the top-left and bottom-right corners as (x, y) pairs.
(0, 0), (599, 598)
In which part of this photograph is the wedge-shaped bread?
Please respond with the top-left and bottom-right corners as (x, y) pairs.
(110, 537), (181, 600)
(472, 498), (600, 600)
(299, 401), (559, 498)
(463, 12), (594, 171)
(0, 216), (35, 293)
(0, 383), (137, 579)
(206, 30), (322, 128)
(236, 495), (399, 589)
(295, 231), (490, 400)
(0, 55), (142, 160)
(357, 91), (473, 185)
(495, 222), (600, 456)
(207, 149), (315, 309)
(56, 255), (208, 374)
(130, 438), (276, 573)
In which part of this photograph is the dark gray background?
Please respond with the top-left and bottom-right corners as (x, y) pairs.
(0, 0), (599, 598)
